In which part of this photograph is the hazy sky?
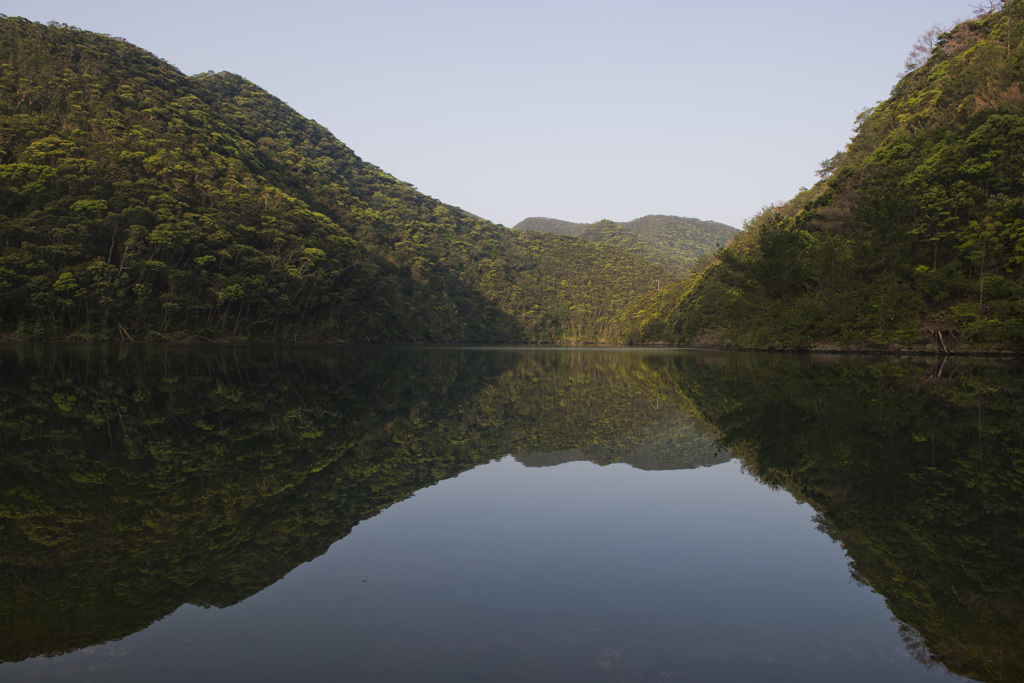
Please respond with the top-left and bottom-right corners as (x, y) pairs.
(4, 0), (973, 229)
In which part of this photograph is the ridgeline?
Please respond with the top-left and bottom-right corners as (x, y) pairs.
(0, 17), (718, 344)
(7, 3), (1024, 351)
(632, 2), (1024, 353)
(515, 214), (738, 276)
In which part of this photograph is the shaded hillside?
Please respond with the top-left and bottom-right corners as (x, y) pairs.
(514, 216), (584, 237)
(0, 17), (667, 343)
(515, 214), (738, 275)
(636, 3), (1024, 352)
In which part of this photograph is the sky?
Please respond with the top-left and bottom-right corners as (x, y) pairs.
(3, 0), (975, 229)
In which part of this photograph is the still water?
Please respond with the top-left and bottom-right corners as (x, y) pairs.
(0, 345), (1021, 682)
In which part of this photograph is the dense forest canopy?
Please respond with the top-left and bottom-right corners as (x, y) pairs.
(8, 3), (1024, 350)
(633, 1), (1024, 352)
(515, 214), (738, 276)
(0, 16), (696, 343)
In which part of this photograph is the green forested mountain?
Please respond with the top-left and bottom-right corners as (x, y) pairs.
(0, 17), (667, 343)
(514, 217), (585, 237)
(515, 214), (738, 275)
(633, 2), (1024, 352)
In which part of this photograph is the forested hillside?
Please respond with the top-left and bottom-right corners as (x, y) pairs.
(633, 2), (1024, 352)
(516, 214), (738, 275)
(0, 17), (668, 343)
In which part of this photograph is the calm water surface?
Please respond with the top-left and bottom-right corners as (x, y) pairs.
(0, 345), (1020, 682)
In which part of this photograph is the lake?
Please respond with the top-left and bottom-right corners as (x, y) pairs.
(0, 345), (1021, 682)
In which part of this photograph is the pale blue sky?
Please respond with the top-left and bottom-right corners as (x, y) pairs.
(4, 0), (973, 229)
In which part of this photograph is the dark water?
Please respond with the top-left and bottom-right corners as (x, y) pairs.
(0, 345), (1021, 682)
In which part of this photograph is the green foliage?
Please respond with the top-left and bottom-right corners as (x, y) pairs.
(638, 3), (1024, 351)
(516, 214), (739, 276)
(0, 17), (666, 343)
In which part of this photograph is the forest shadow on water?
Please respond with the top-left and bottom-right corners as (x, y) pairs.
(0, 344), (1021, 682)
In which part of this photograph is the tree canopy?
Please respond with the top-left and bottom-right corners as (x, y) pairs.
(0, 16), (671, 343)
(633, 2), (1024, 352)
(515, 214), (738, 276)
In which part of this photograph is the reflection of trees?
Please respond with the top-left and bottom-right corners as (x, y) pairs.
(0, 345), (694, 663)
(663, 352), (1024, 683)
(515, 411), (725, 470)
(12, 346), (1017, 680)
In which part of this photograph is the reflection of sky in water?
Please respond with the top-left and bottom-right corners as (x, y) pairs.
(5, 457), (964, 683)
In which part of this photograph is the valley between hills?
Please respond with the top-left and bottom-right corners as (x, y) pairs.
(3, 3), (1024, 352)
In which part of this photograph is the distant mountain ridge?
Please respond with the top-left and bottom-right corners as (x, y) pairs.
(515, 214), (739, 275)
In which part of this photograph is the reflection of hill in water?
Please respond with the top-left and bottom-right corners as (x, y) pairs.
(4, 347), (1022, 682)
(516, 411), (728, 471)
(0, 345), (703, 663)
(664, 352), (1024, 683)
